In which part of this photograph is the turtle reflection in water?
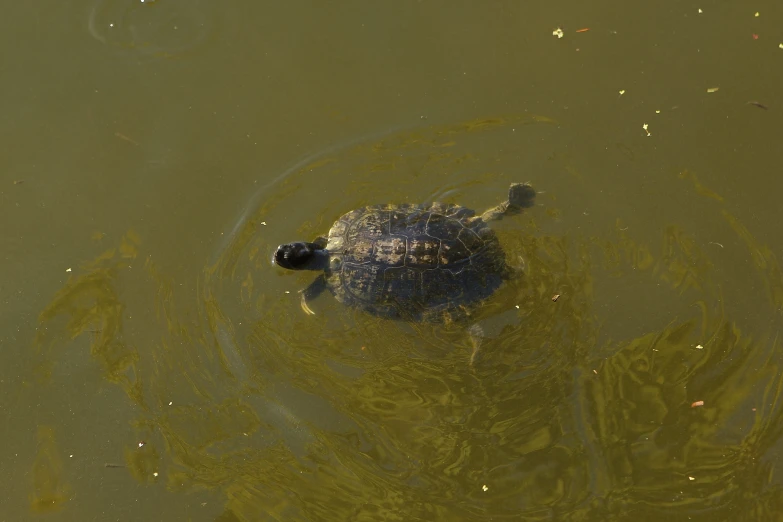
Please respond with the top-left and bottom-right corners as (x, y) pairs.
(273, 183), (536, 363)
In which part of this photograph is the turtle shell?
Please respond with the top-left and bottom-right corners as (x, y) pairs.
(323, 202), (508, 322)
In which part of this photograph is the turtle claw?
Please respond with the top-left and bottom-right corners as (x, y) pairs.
(300, 292), (316, 316)
(298, 274), (327, 315)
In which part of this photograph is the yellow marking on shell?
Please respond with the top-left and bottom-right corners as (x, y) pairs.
(373, 237), (406, 265)
(406, 239), (440, 267)
(348, 240), (373, 261)
(439, 242), (452, 265)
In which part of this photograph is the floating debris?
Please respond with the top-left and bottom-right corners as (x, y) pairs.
(553, 28), (564, 39)
(691, 400), (705, 408)
(689, 476), (696, 481)
(482, 485), (489, 492)
(707, 87), (720, 93)
(576, 28), (590, 33)
(65, 268), (72, 272)
(618, 89), (626, 96)
(642, 123), (651, 136)
(13, 180), (24, 185)
(114, 132), (140, 146)
(551, 294), (560, 302)
(747, 101), (768, 110)
(695, 344), (704, 349)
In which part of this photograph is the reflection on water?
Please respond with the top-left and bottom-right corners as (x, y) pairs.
(87, 0), (216, 58)
(30, 426), (69, 512)
(33, 117), (783, 521)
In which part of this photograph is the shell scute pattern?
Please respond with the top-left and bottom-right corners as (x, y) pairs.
(373, 236), (406, 266)
(324, 202), (506, 321)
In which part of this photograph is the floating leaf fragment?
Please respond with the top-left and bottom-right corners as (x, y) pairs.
(689, 476), (696, 481)
(618, 89), (625, 96)
(779, 43), (783, 49)
(755, 12), (759, 17)
(707, 87), (720, 93)
(642, 123), (650, 136)
(551, 294), (560, 302)
(553, 28), (564, 39)
(691, 400), (704, 408)
(695, 344), (703, 349)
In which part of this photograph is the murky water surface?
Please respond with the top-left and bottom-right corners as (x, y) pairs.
(2, 1), (783, 521)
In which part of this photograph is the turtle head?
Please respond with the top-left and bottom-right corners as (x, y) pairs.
(274, 242), (329, 271)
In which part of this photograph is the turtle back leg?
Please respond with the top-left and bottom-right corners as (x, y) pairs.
(468, 323), (484, 366)
(479, 183), (536, 222)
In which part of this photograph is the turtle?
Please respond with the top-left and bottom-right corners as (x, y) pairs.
(273, 183), (536, 360)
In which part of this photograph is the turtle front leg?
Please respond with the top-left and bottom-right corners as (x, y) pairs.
(299, 274), (327, 316)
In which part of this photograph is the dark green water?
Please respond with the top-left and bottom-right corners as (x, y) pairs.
(3, 2), (783, 521)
